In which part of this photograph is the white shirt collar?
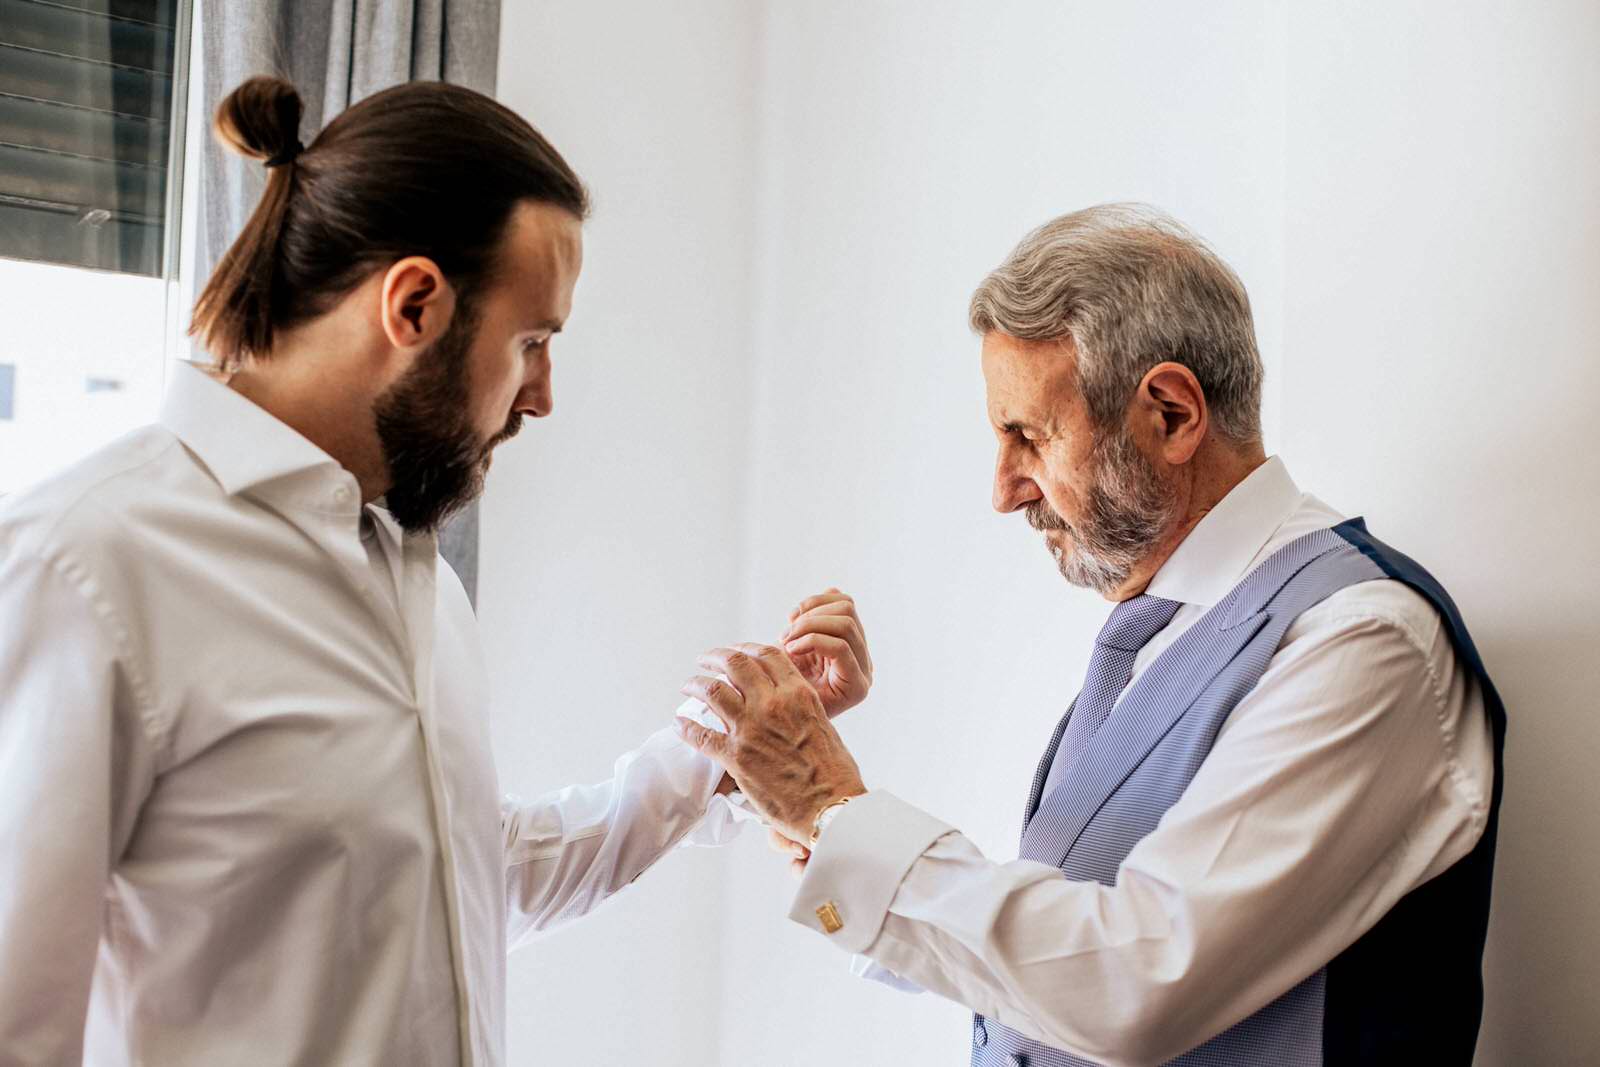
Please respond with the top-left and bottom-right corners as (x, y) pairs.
(1144, 456), (1306, 609)
(159, 361), (347, 497)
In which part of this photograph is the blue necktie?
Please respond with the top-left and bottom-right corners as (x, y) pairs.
(1037, 594), (1183, 805)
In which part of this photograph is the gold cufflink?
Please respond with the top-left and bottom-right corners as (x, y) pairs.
(816, 901), (844, 934)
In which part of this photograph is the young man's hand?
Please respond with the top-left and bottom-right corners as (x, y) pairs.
(781, 588), (873, 718)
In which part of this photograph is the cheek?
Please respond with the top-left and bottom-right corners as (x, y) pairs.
(473, 359), (522, 424)
(1038, 448), (1088, 516)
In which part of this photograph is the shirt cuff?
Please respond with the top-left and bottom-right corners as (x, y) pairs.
(850, 953), (927, 994)
(787, 790), (952, 953)
(682, 789), (764, 847)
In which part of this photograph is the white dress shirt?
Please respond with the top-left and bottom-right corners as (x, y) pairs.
(0, 362), (724, 1067)
(790, 457), (1495, 1067)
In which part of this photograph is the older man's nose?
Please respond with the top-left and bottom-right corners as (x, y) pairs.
(993, 459), (1041, 514)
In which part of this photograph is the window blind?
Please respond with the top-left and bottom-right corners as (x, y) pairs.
(0, 0), (181, 276)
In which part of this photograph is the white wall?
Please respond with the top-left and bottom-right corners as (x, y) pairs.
(722, 3), (1289, 1064)
(483, 4), (759, 1064)
(1281, 6), (1600, 1064)
(483, 2), (1600, 1064)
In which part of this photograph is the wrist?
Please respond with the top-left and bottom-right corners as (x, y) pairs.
(808, 790), (867, 849)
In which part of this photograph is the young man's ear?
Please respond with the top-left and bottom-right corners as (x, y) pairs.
(379, 257), (454, 352)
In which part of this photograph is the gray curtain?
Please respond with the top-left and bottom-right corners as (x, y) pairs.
(200, 0), (500, 607)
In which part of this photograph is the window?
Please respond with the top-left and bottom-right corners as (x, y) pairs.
(0, 0), (196, 496)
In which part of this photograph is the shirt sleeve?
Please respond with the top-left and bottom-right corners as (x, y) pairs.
(0, 548), (158, 1066)
(500, 726), (728, 945)
(788, 607), (1493, 1067)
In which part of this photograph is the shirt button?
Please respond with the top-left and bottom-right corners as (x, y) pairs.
(973, 1017), (988, 1048)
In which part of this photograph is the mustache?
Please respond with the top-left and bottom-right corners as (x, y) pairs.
(488, 412), (524, 451)
(1024, 499), (1069, 533)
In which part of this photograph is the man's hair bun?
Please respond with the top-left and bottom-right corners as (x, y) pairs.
(213, 76), (304, 166)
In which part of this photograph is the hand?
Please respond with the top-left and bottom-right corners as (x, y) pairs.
(678, 643), (867, 845)
(769, 828), (810, 878)
(782, 588), (873, 717)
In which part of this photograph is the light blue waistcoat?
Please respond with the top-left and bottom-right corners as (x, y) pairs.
(972, 519), (1506, 1067)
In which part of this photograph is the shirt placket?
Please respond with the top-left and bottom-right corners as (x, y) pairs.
(295, 488), (476, 1066)
(397, 530), (477, 1067)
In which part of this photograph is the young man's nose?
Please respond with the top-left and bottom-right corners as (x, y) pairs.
(516, 369), (553, 419)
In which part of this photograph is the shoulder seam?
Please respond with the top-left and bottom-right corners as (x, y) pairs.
(26, 434), (185, 548)
(1303, 574), (1444, 635)
(2, 537), (169, 759)
(1291, 600), (1487, 823)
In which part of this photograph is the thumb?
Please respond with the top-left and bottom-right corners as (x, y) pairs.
(677, 716), (731, 763)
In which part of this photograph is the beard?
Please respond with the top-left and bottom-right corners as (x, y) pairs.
(373, 301), (522, 534)
(1024, 427), (1179, 595)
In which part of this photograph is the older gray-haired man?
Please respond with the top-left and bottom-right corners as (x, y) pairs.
(678, 205), (1506, 1066)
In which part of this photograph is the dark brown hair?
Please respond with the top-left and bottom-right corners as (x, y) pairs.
(191, 76), (589, 369)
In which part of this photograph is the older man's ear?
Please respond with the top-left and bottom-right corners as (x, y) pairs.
(1137, 361), (1210, 466)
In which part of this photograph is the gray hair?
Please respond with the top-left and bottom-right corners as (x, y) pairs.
(969, 203), (1263, 445)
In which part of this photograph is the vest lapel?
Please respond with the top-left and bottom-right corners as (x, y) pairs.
(1020, 608), (1270, 866)
(1022, 697), (1076, 838)
(1019, 532), (1356, 868)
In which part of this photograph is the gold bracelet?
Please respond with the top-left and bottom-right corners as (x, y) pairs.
(808, 794), (858, 849)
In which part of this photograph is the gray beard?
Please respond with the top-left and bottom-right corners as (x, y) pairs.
(1026, 429), (1179, 595)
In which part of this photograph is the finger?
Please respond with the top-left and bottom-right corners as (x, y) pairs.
(676, 717), (731, 763)
(789, 587), (851, 621)
(789, 599), (859, 623)
(679, 674), (744, 728)
(783, 633), (864, 683)
(767, 829), (809, 859)
(732, 642), (804, 686)
(783, 599), (862, 642)
(784, 614), (871, 675)
(699, 647), (776, 693)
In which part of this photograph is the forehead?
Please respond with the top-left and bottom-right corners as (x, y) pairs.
(486, 200), (583, 319)
(980, 332), (1079, 421)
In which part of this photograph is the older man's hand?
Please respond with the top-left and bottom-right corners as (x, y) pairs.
(782, 588), (873, 718)
(678, 643), (867, 845)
